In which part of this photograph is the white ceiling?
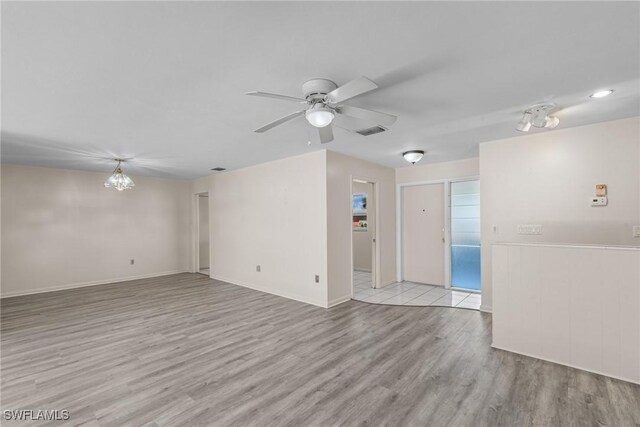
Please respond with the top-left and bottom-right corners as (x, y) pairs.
(2, 1), (639, 179)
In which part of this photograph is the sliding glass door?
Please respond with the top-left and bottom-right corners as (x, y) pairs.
(450, 180), (481, 291)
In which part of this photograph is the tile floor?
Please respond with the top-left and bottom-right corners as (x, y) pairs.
(352, 270), (481, 310)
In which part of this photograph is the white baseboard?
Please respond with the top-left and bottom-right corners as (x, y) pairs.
(328, 295), (352, 308)
(1, 270), (187, 298)
(480, 304), (492, 313)
(491, 343), (639, 385)
(211, 274), (327, 308)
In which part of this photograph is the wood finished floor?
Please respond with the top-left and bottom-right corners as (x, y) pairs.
(1, 273), (639, 426)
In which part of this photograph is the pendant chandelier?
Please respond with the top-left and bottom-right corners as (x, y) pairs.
(104, 159), (135, 191)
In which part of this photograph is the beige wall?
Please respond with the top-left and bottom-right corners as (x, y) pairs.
(326, 150), (396, 304)
(1, 164), (191, 297)
(396, 158), (479, 184)
(193, 151), (329, 307)
(480, 116), (640, 312)
(352, 181), (374, 272)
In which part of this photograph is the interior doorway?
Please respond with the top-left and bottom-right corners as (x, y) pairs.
(351, 179), (376, 293)
(401, 183), (445, 286)
(196, 193), (210, 275)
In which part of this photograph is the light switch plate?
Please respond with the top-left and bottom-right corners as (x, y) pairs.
(517, 224), (543, 235)
(590, 196), (608, 207)
(633, 226), (640, 238)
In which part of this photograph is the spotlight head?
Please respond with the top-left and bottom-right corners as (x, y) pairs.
(516, 112), (532, 132)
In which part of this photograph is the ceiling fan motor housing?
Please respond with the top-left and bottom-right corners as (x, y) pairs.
(302, 79), (338, 102)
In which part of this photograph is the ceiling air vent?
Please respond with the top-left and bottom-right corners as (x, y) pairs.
(356, 126), (387, 136)
(211, 167), (226, 172)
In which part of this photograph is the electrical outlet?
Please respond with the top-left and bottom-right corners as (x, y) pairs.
(633, 226), (640, 238)
(256, 265), (261, 272)
(517, 225), (543, 235)
(130, 259), (135, 265)
(315, 275), (320, 283)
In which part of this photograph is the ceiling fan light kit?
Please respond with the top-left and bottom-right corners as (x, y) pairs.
(516, 103), (559, 132)
(247, 76), (397, 144)
(305, 104), (335, 128)
(403, 150), (424, 164)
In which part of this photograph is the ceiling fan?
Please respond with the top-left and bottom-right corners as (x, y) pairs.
(246, 77), (398, 144)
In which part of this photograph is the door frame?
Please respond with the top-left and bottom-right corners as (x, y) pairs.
(395, 175), (479, 289)
(350, 176), (380, 297)
(193, 192), (209, 274)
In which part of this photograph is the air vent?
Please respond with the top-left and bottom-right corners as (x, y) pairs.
(356, 126), (387, 136)
(211, 167), (226, 172)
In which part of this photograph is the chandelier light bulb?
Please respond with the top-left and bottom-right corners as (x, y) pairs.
(104, 159), (135, 191)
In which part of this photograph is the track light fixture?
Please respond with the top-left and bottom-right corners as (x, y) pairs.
(516, 104), (559, 133)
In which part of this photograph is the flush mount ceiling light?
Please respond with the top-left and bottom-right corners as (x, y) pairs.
(104, 159), (135, 191)
(516, 103), (559, 133)
(305, 103), (335, 128)
(403, 150), (424, 164)
(590, 89), (614, 99)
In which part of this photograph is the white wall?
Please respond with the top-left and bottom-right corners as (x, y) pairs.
(1, 164), (191, 297)
(198, 195), (209, 269)
(396, 158), (479, 184)
(480, 117), (640, 312)
(352, 181), (373, 272)
(193, 151), (329, 307)
(327, 150), (396, 304)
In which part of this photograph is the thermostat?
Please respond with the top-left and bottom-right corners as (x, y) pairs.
(590, 196), (608, 206)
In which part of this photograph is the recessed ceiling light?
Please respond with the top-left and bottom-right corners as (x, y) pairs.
(211, 167), (226, 172)
(590, 89), (614, 99)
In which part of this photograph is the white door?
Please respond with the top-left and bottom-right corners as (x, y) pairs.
(197, 194), (210, 272)
(402, 184), (445, 285)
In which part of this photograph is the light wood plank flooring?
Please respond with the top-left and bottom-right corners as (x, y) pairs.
(2, 273), (639, 426)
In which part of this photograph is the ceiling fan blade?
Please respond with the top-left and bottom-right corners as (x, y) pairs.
(254, 110), (305, 133)
(318, 125), (334, 144)
(325, 77), (378, 104)
(332, 114), (366, 132)
(336, 105), (397, 127)
(246, 91), (307, 103)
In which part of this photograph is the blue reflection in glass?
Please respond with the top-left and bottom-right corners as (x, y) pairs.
(451, 246), (481, 290)
(451, 180), (481, 291)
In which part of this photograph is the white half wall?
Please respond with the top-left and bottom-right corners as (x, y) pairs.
(327, 150), (396, 303)
(194, 151), (329, 307)
(480, 117), (640, 311)
(493, 242), (640, 384)
(1, 164), (191, 297)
